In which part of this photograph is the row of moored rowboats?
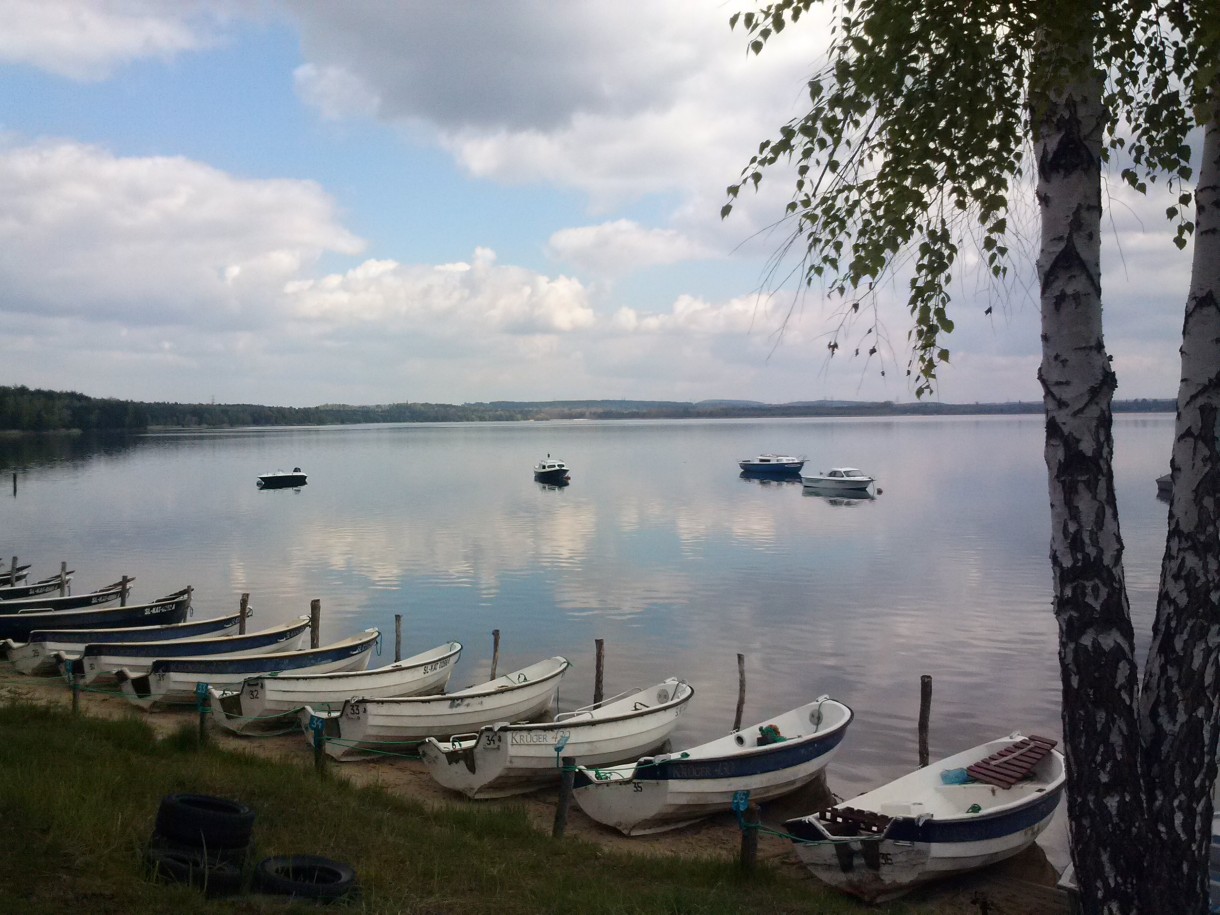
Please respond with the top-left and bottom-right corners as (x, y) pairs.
(0, 561), (1064, 903)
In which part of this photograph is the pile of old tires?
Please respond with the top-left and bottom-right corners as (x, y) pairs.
(144, 793), (253, 898)
(145, 793), (358, 902)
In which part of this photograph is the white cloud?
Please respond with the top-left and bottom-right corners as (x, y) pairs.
(0, 0), (242, 80)
(0, 140), (364, 326)
(547, 220), (714, 276)
(285, 247), (597, 335)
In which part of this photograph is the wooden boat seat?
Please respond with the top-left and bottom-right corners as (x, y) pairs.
(815, 805), (893, 836)
(966, 735), (1057, 789)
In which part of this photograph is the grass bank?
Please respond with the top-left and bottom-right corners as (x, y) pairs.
(0, 699), (924, 915)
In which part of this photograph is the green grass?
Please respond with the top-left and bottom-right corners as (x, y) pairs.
(0, 700), (938, 914)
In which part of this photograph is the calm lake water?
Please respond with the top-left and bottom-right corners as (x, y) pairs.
(0, 414), (1175, 852)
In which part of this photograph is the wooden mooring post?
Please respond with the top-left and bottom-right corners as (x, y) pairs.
(310, 599), (321, 648)
(395, 614), (403, 662)
(593, 638), (605, 706)
(58, 561), (67, 596)
(739, 802), (760, 872)
(733, 653), (747, 731)
(918, 674), (933, 767)
(238, 593), (249, 634)
(119, 575), (129, 606)
(552, 755), (576, 838)
(490, 629), (501, 681)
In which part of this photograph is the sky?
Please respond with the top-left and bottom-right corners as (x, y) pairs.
(0, 1), (1194, 408)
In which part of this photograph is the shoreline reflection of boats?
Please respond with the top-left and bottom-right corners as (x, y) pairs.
(802, 485), (876, 505)
(740, 471), (803, 485)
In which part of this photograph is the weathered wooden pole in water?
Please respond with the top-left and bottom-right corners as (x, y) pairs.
(70, 671), (80, 715)
(395, 614), (403, 662)
(119, 575), (129, 606)
(593, 638), (605, 706)
(310, 599), (321, 648)
(490, 629), (501, 680)
(552, 755), (576, 838)
(739, 802), (760, 872)
(58, 561), (67, 595)
(733, 653), (747, 731)
(238, 593), (249, 634)
(918, 674), (933, 767)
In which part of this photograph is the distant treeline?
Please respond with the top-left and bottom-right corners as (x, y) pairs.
(0, 384), (1176, 433)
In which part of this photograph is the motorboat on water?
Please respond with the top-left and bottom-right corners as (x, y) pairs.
(801, 467), (875, 492)
(533, 456), (570, 484)
(258, 467), (307, 489)
(738, 454), (806, 476)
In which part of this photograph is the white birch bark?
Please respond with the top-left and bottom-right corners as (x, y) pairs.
(1138, 85), (1220, 915)
(1035, 27), (1146, 914)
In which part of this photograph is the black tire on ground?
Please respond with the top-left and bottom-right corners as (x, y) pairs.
(144, 845), (245, 898)
(155, 793), (256, 849)
(253, 855), (358, 901)
(147, 830), (250, 868)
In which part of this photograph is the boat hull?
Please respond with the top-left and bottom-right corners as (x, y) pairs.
(419, 679), (692, 798)
(258, 473), (307, 489)
(786, 786), (1062, 902)
(75, 618), (311, 685)
(209, 640), (463, 734)
(0, 593), (183, 643)
(0, 579), (131, 615)
(305, 656), (571, 760)
(784, 733), (1066, 903)
(115, 629), (380, 709)
(0, 572), (73, 601)
(801, 477), (874, 491)
(573, 697), (853, 835)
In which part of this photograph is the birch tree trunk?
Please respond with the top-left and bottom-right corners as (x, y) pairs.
(1138, 86), (1220, 915)
(1034, 24), (1146, 914)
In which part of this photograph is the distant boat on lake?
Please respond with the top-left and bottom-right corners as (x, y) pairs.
(738, 453), (806, 476)
(533, 455), (570, 484)
(258, 467), (307, 489)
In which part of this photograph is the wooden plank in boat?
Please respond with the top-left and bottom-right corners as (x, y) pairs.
(967, 735), (1057, 789)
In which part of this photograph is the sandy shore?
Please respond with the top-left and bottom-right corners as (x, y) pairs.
(0, 672), (1071, 914)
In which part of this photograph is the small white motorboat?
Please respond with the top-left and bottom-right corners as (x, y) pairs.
(533, 456), (571, 484)
(418, 678), (693, 798)
(573, 696), (853, 835)
(785, 732), (1065, 903)
(208, 640), (463, 734)
(738, 454), (806, 476)
(801, 467), (875, 491)
(304, 656), (571, 760)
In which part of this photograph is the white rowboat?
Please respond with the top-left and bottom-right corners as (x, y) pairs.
(208, 640), (463, 734)
(573, 696), (853, 835)
(785, 732), (1065, 903)
(115, 629), (380, 710)
(418, 678), (693, 798)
